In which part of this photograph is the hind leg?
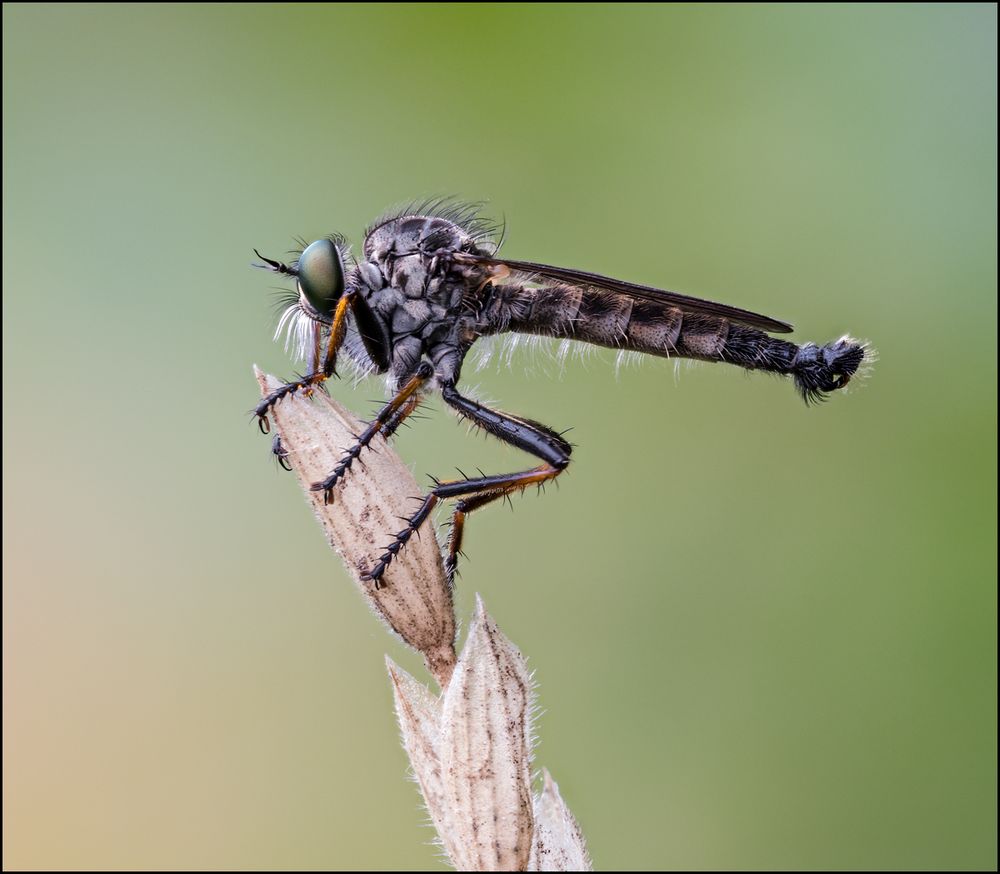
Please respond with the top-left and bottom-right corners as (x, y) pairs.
(363, 381), (572, 587)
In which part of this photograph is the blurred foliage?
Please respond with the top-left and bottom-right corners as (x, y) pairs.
(3, 4), (996, 870)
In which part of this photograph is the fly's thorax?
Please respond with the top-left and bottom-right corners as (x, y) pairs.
(363, 216), (458, 294)
(358, 264), (469, 336)
(363, 214), (471, 262)
(350, 212), (500, 386)
(349, 256), (478, 386)
(361, 214), (490, 307)
(354, 215), (488, 372)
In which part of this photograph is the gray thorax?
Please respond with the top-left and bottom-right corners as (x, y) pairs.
(350, 215), (492, 388)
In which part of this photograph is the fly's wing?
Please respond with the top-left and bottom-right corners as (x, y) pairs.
(455, 253), (794, 333)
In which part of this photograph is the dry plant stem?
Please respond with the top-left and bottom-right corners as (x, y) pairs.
(387, 603), (591, 872)
(528, 770), (592, 871)
(255, 368), (456, 685)
(438, 598), (534, 870)
(255, 368), (590, 870)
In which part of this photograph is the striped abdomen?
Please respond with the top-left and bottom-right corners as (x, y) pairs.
(492, 284), (864, 403)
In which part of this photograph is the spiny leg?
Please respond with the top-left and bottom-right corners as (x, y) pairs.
(445, 488), (519, 583)
(263, 344), (424, 486)
(310, 362), (433, 503)
(363, 382), (572, 587)
(254, 291), (355, 434)
(267, 322), (331, 475)
(364, 464), (566, 588)
(379, 394), (423, 441)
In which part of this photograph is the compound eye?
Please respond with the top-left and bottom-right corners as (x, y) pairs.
(297, 239), (345, 316)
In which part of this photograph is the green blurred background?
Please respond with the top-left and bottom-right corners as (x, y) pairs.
(3, 4), (996, 870)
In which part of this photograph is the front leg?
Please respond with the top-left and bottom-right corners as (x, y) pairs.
(363, 382), (573, 587)
(254, 291), (355, 433)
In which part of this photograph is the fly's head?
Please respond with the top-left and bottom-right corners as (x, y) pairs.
(256, 237), (348, 321)
(256, 235), (393, 374)
(255, 236), (350, 364)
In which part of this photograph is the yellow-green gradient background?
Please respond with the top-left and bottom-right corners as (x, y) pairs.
(3, 4), (996, 870)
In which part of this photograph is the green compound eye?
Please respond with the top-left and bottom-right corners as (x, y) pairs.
(297, 239), (345, 316)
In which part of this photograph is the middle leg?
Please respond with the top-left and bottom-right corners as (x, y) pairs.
(311, 362), (434, 503)
(254, 291), (355, 434)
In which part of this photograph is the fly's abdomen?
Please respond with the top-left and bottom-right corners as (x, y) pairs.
(508, 285), (749, 361)
(625, 300), (865, 403)
(500, 285), (865, 403)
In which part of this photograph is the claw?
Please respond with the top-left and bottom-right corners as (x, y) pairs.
(272, 435), (293, 471)
(361, 564), (386, 589)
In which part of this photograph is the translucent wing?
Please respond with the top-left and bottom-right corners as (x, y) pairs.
(457, 253), (794, 333)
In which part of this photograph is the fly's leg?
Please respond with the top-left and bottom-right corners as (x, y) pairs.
(444, 489), (510, 583)
(310, 363), (433, 504)
(272, 434), (293, 471)
(437, 448), (572, 580)
(254, 292), (355, 434)
(363, 383), (572, 587)
(378, 394), (422, 441)
(363, 465), (567, 588)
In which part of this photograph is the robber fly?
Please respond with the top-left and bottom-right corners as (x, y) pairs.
(254, 200), (866, 587)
